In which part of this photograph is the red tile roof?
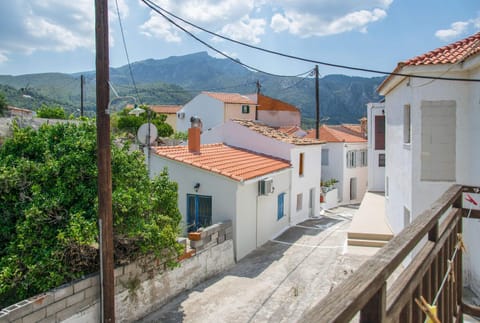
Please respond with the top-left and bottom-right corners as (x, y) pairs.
(334, 124), (363, 137)
(150, 105), (183, 114)
(404, 32), (480, 66)
(378, 32), (480, 92)
(152, 143), (290, 181)
(257, 94), (299, 112)
(203, 92), (255, 105)
(305, 125), (366, 143)
(233, 119), (324, 145)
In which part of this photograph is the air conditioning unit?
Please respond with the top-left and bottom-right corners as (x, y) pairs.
(258, 178), (274, 196)
(177, 112), (185, 119)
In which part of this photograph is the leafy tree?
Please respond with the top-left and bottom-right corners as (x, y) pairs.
(0, 92), (7, 116)
(36, 104), (67, 119)
(116, 105), (174, 137)
(0, 121), (182, 307)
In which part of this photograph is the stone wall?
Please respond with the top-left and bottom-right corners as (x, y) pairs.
(0, 221), (234, 323)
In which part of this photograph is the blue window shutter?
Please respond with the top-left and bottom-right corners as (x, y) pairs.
(277, 193), (285, 220)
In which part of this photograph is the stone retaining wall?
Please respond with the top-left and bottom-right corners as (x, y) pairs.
(0, 221), (234, 323)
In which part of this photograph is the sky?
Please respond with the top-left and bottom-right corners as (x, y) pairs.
(0, 0), (479, 78)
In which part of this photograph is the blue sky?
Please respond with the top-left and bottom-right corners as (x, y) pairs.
(0, 0), (479, 78)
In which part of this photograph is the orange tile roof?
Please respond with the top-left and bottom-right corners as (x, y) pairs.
(152, 143), (290, 181)
(257, 94), (299, 112)
(233, 119), (324, 145)
(335, 124), (363, 137)
(305, 125), (366, 143)
(404, 32), (480, 66)
(150, 105), (183, 114)
(378, 32), (480, 92)
(203, 92), (255, 105)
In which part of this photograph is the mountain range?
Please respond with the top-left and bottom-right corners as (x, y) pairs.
(0, 52), (384, 125)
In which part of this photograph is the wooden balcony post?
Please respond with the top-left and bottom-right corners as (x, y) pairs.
(360, 282), (386, 323)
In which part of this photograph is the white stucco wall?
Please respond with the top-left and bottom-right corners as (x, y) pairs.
(381, 61), (480, 294)
(176, 94), (224, 132)
(224, 103), (256, 122)
(202, 121), (292, 161)
(367, 103), (386, 192)
(321, 143), (343, 202)
(343, 142), (368, 205)
(290, 146), (322, 224)
(236, 170), (291, 259)
(257, 110), (301, 127)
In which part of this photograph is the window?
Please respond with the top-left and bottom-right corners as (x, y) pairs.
(321, 149), (329, 166)
(277, 193), (286, 220)
(346, 150), (356, 168)
(187, 194), (212, 232)
(296, 193), (303, 211)
(242, 105), (250, 114)
(404, 104), (411, 144)
(375, 115), (385, 150)
(420, 100), (456, 181)
(359, 149), (368, 167)
(378, 153), (385, 167)
(299, 153), (304, 176)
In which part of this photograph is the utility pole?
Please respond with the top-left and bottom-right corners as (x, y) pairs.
(95, 0), (115, 322)
(315, 65), (320, 139)
(80, 74), (85, 117)
(256, 80), (261, 94)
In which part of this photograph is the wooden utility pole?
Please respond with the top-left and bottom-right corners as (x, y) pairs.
(80, 74), (85, 117)
(95, 0), (115, 321)
(315, 65), (320, 139)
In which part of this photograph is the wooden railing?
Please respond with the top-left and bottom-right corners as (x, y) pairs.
(302, 185), (480, 322)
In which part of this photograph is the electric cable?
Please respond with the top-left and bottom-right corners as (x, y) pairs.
(141, 0), (480, 83)
(115, 0), (142, 104)
(141, 0), (314, 78)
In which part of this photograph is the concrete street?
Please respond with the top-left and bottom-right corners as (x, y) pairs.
(138, 205), (379, 323)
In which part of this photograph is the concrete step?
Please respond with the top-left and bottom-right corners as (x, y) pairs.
(347, 238), (389, 248)
(347, 232), (393, 242)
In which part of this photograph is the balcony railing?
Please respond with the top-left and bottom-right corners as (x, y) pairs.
(302, 184), (480, 322)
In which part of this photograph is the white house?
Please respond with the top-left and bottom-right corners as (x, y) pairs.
(176, 92), (256, 132)
(150, 127), (291, 260)
(378, 32), (480, 295)
(366, 102), (386, 192)
(202, 119), (324, 225)
(149, 105), (183, 132)
(306, 125), (368, 205)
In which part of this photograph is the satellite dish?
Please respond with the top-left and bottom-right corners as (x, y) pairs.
(137, 123), (158, 145)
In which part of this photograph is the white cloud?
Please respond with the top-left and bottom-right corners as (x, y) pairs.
(0, 51), (8, 63)
(140, 13), (182, 42)
(435, 21), (470, 41)
(0, 0), (96, 58)
(218, 16), (266, 44)
(269, 1), (391, 37)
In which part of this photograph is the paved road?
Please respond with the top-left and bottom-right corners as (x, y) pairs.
(138, 206), (376, 323)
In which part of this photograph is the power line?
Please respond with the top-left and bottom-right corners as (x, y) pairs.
(141, 0), (480, 83)
(140, 0), (313, 79)
(114, 0), (142, 104)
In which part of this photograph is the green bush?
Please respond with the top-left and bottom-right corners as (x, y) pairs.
(0, 121), (182, 307)
(36, 104), (67, 119)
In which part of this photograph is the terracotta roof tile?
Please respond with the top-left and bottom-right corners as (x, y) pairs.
(152, 143), (290, 181)
(233, 119), (324, 145)
(150, 105), (183, 114)
(404, 32), (480, 66)
(305, 125), (366, 143)
(203, 92), (256, 105)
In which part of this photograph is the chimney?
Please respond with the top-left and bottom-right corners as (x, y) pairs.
(359, 117), (367, 138)
(188, 116), (202, 154)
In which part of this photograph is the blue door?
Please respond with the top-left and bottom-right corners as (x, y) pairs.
(187, 194), (212, 232)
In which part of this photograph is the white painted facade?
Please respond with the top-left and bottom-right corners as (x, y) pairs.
(321, 142), (368, 205)
(203, 121), (323, 224)
(176, 93), (256, 132)
(379, 56), (480, 295)
(149, 152), (291, 260)
(366, 102), (386, 192)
